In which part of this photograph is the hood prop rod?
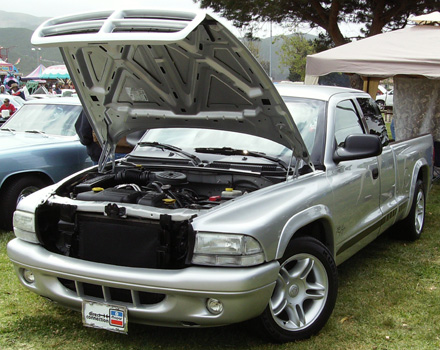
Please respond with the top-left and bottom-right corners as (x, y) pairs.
(98, 140), (116, 173)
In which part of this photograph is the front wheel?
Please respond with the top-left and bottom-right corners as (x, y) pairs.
(258, 237), (338, 343)
(0, 176), (49, 231)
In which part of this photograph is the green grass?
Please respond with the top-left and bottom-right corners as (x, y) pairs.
(385, 121), (393, 140)
(1, 184), (440, 349)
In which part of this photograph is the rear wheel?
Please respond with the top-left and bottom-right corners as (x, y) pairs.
(397, 179), (425, 241)
(0, 176), (49, 231)
(258, 237), (338, 343)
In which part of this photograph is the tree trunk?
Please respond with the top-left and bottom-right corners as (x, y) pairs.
(349, 74), (363, 90)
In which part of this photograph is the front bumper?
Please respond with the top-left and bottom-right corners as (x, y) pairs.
(7, 238), (279, 327)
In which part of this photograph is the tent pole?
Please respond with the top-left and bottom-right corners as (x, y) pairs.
(362, 77), (380, 99)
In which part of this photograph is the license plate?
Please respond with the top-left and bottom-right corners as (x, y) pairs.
(82, 300), (128, 334)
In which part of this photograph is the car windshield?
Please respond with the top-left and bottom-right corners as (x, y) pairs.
(136, 97), (324, 161)
(140, 128), (291, 160)
(2, 104), (81, 136)
(11, 96), (25, 108)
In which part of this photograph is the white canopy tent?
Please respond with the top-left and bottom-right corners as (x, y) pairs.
(305, 13), (440, 141)
(306, 24), (440, 82)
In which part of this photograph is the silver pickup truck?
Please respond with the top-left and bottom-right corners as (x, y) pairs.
(7, 9), (433, 343)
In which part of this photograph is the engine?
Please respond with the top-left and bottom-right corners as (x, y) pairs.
(67, 164), (278, 210)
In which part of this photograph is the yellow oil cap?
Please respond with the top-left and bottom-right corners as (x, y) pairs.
(163, 198), (176, 204)
(225, 188), (234, 192)
(92, 187), (104, 192)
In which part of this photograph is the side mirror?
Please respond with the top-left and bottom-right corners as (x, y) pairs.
(333, 134), (382, 163)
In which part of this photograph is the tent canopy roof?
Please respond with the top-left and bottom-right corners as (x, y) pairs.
(0, 59), (12, 66)
(23, 64), (47, 80)
(306, 25), (440, 79)
(40, 65), (69, 79)
(410, 11), (440, 25)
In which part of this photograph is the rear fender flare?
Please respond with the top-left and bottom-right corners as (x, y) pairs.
(403, 158), (430, 219)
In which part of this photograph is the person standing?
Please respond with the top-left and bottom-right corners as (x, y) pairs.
(75, 110), (102, 164)
(54, 84), (62, 94)
(0, 98), (16, 118)
(10, 83), (25, 100)
(75, 110), (138, 165)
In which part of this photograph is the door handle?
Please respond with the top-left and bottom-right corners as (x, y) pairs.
(372, 167), (379, 179)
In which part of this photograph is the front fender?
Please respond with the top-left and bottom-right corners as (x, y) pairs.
(276, 205), (335, 260)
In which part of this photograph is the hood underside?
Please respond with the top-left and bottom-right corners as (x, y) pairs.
(31, 9), (310, 166)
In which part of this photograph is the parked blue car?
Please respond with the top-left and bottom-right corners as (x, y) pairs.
(0, 97), (92, 230)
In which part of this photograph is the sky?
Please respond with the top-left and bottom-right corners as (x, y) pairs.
(13, 0), (363, 39)
(15, 0), (244, 33)
(16, 0), (201, 18)
(12, 0), (339, 38)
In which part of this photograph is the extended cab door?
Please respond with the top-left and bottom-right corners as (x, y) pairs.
(327, 98), (382, 263)
(356, 97), (396, 233)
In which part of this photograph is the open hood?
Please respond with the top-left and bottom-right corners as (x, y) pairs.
(32, 9), (310, 167)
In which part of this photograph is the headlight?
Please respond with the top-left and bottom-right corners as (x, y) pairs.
(192, 233), (264, 267)
(13, 210), (39, 244)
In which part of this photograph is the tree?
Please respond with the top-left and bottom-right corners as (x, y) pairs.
(241, 33), (271, 76)
(197, 0), (439, 46)
(277, 34), (316, 81)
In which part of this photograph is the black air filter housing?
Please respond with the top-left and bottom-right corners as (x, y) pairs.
(154, 171), (187, 185)
(76, 188), (144, 203)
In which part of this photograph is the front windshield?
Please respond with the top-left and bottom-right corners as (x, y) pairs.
(141, 128), (292, 160)
(2, 104), (81, 136)
(137, 97), (324, 161)
(11, 96), (25, 108)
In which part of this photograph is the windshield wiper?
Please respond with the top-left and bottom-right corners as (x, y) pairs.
(25, 130), (48, 137)
(0, 128), (16, 134)
(138, 141), (202, 166)
(195, 147), (288, 170)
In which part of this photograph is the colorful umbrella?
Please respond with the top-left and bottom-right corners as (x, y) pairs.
(40, 65), (70, 79)
(23, 64), (47, 80)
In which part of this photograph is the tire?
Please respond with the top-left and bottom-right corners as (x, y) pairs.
(258, 237), (338, 343)
(0, 176), (49, 231)
(397, 179), (425, 241)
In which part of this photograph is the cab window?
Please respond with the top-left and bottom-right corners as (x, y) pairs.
(357, 97), (389, 146)
(334, 100), (364, 146)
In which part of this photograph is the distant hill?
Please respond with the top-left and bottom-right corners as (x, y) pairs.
(258, 36), (288, 81)
(0, 11), (63, 76)
(0, 10), (49, 31)
(0, 27), (64, 76)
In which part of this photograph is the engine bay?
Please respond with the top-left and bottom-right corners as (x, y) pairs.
(61, 162), (285, 210)
(35, 161), (285, 269)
